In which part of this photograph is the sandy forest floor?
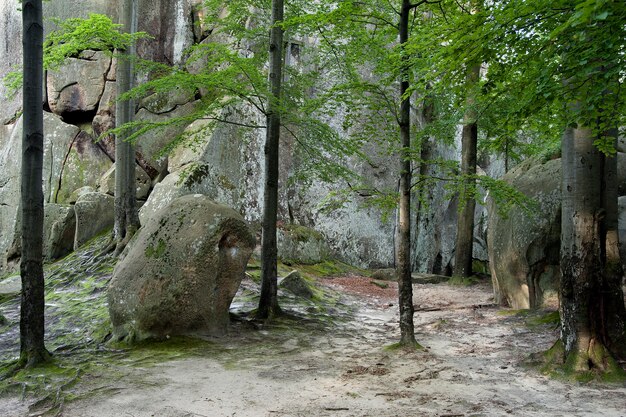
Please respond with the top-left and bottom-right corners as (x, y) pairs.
(1, 272), (626, 417)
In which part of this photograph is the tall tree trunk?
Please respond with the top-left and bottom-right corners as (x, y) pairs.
(559, 125), (623, 370)
(600, 128), (626, 357)
(20, 0), (49, 367)
(257, 0), (284, 319)
(453, 63), (480, 278)
(114, 0), (140, 255)
(396, 0), (417, 346)
(412, 86), (434, 273)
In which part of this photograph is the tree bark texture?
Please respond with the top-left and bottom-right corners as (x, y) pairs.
(600, 128), (626, 356)
(20, 0), (49, 367)
(453, 63), (480, 278)
(560, 125), (624, 369)
(396, 0), (416, 346)
(114, 0), (140, 254)
(257, 0), (284, 319)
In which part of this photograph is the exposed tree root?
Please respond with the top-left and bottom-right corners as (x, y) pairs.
(113, 225), (138, 257)
(534, 340), (626, 382)
(98, 236), (117, 257)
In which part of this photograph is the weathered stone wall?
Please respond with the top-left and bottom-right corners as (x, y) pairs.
(0, 0), (494, 272)
(0, 0), (23, 125)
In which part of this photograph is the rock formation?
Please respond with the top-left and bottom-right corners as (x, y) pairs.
(107, 195), (255, 342)
(488, 158), (562, 309)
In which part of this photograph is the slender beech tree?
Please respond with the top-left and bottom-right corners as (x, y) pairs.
(257, 0), (285, 319)
(20, 0), (50, 367)
(452, 63), (480, 278)
(396, 0), (418, 346)
(113, 0), (140, 255)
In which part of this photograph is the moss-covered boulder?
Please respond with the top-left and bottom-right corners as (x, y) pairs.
(277, 224), (331, 265)
(44, 203), (76, 260)
(108, 194), (256, 343)
(279, 270), (314, 299)
(54, 131), (113, 204)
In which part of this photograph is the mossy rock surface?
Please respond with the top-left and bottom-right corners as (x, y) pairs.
(279, 271), (314, 299)
(277, 224), (331, 265)
(108, 195), (255, 344)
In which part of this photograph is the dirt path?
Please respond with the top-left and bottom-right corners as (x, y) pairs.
(3, 277), (626, 417)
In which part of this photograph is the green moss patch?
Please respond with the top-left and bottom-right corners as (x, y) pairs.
(448, 275), (482, 286)
(526, 339), (626, 383)
(279, 224), (324, 243)
(0, 234), (367, 414)
(144, 238), (167, 259)
(384, 341), (425, 352)
(296, 259), (366, 279)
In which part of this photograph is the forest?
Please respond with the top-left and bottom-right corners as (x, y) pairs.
(0, 0), (625, 415)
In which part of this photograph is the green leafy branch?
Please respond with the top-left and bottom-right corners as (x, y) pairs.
(3, 13), (149, 97)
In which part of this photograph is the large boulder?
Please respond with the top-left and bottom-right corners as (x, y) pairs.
(74, 192), (114, 249)
(54, 131), (113, 203)
(133, 100), (199, 176)
(47, 50), (112, 117)
(108, 194), (255, 342)
(98, 164), (152, 201)
(487, 158), (562, 309)
(44, 204), (76, 260)
(277, 224), (331, 265)
(143, 103), (397, 269)
(0, 113), (80, 273)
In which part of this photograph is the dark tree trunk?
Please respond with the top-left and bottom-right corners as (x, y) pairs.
(600, 128), (626, 357)
(257, 0), (284, 319)
(453, 64), (480, 278)
(396, 0), (417, 346)
(560, 125), (624, 371)
(114, 0), (140, 255)
(20, 0), (50, 367)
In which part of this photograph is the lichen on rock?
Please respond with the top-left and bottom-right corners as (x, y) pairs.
(108, 194), (256, 343)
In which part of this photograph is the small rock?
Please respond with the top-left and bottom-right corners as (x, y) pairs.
(0, 274), (20, 295)
(371, 268), (396, 281)
(279, 270), (314, 299)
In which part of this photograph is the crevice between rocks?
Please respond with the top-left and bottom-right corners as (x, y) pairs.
(54, 131), (82, 204)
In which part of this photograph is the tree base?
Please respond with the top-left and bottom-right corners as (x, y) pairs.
(253, 304), (283, 322)
(18, 348), (52, 369)
(532, 340), (626, 383)
(385, 340), (424, 352)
